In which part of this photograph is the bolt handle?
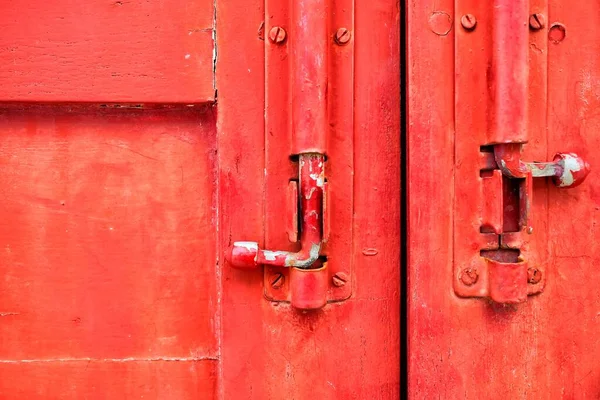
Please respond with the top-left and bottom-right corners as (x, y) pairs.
(552, 153), (591, 188)
(227, 242), (260, 270)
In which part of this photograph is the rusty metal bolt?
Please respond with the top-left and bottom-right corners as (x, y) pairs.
(460, 14), (477, 31)
(529, 13), (546, 31)
(459, 268), (479, 286)
(334, 28), (351, 45)
(528, 268), (542, 284)
(268, 26), (287, 44)
(332, 272), (349, 287)
(271, 272), (285, 289)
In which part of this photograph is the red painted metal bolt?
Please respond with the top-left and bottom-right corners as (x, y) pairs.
(334, 28), (351, 45)
(460, 268), (479, 286)
(268, 26), (287, 44)
(332, 272), (349, 287)
(460, 14), (477, 31)
(529, 13), (546, 31)
(271, 272), (285, 289)
(528, 268), (542, 284)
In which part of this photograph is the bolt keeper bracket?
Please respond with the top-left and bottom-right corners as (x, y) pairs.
(453, 0), (590, 304)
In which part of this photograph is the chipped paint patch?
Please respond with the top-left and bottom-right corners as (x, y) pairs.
(233, 241), (259, 251)
(285, 243), (321, 268)
(309, 173), (325, 188)
(557, 153), (582, 187)
(262, 250), (289, 261)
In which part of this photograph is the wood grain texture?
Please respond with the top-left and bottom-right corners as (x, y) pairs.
(0, 1), (215, 103)
(409, 0), (600, 398)
(0, 360), (217, 399)
(217, 0), (400, 398)
(0, 106), (218, 362)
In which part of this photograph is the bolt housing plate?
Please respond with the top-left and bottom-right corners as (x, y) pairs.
(262, 0), (354, 304)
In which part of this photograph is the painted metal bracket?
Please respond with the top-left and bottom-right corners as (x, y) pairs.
(225, 0), (354, 310)
(454, 0), (590, 304)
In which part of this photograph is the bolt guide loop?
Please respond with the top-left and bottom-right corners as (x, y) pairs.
(454, 0), (590, 304)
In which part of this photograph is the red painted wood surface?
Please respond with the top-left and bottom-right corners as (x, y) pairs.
(0, 0), (400, 397)
(0, 1), (215, 103)
(0, 106), (219, 397)
(409, 1), (600, 398)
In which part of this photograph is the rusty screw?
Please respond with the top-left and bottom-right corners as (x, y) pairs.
(460, 14), (477, 31)
(332, 272), (349, 287)
(334, 28), (351, 45)
(271, 272), (285, 289)
(528, 267), (542, 284)
(459, 268), (479, 286)
(268, 26), (287, 44)
(529, 13), (546, 31)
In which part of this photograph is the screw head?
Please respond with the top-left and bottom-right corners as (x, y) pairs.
(459, 268), (479, 286)
(460, 14), (477, 31)
(268, 26), (287, 44)
(334, 28), (351, 45)
(332, 272), (349, 287)
(528, 268), (542, 284)
(529, 13), (546, 31)
(271, 272), (285, 289)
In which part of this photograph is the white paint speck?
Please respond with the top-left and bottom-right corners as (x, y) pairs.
(233, 241), (258, 252)
(185, 54), (191, 60)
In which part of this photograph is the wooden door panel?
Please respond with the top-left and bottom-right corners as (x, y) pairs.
(0, 360), (217, 399)
(409, 1), (600, 398)
(216, 0), (401, 398)
(0, 1), (215, 103)
(0, 107), (218, 391)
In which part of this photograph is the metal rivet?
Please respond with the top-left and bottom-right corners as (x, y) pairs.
(528, 268), (542, 284)
(529, 13), (546, 31)
(271, 272), (285, 289)
(332, 272), (349, 287)
(460, 14), (477, 31)
(527, 226), (534, 234)
(334, 28), (351, 45)
(459, 268), (479, 286)
(268, 26), (287, 44)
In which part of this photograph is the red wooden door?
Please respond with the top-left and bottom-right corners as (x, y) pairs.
(0, 1), (400, 399)
(409, 1), (600, 398)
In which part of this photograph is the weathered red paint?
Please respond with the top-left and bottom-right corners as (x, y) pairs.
(289, 265), (329, 310)
(262, 0), (355, 305)
(451, 0), (590, 305)
(291, 0), (328, 155)
(0, 1), (215, 103)
(410, 0), (600, 397)
(0, 0), (399, 397)
(218, 0), (400, 398)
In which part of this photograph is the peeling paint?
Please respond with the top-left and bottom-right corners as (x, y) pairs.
(557, 153), (582, 187)
(263, 250), (289, 261)
(233, 241), (258, 252)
